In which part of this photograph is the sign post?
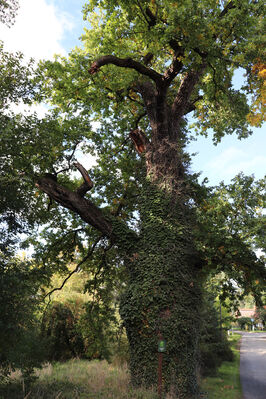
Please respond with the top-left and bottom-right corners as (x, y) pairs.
(158, 339), (166, 398)
(251, 318), (255, 331)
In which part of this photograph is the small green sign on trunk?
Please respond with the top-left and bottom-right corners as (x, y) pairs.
(158, 340), (166, 352)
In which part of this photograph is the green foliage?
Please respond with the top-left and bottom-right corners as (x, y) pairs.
(199, 293), (233, 377)
(39, 0), (265, 142)
(201, 334), (242, 399)
(41, 301), (85, 361)
(43, 268), (126, 365)
(255, 307), (266, 327)
(41, 300), (118, 361)
(0, 42), (35, 111)
(0, 44), (39, 253)
(79, 301), (117, 360)
(237, 317), (252, 330)
(0, 253), (47, 380)
(0, 0), (19, 26)
(195, 173), (266, 306)
(41, 265), (120, 362)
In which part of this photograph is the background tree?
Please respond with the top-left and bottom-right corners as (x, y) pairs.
(0, 253), (47, 382)
(255, 307), (266, 328)
(195, 173), (265, 307)
(0, 1), (265, 398)
(41, 265), (119, 362)
(0, 0), (19, 27)
(0, 42), (40, 254)
(237, 316), (252, 330)
(199, 291), (233, 377)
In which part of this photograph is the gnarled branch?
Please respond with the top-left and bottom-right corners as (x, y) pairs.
(162, 40), (185, 86)
(145, 6), (157, 27)
(89, 55), (162, 83)
(134, 81), (158, 131)
(184, 96), (204, 115)
(36, 175), (113, 238)
(163, 54), (184, 87)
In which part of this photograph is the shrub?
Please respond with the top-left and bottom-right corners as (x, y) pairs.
(237, 316), (252, 330)
(0, 254), (46, 382)
(41, 301), (85, 360)
(199, 294), (233, 376)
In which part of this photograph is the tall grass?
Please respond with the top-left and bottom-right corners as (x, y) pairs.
(0, 359), (159, 399)
(0, 335), (242, 399)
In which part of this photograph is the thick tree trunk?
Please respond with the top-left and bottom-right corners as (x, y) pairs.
(120, 141), (202, 398)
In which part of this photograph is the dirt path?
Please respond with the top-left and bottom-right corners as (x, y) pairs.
(240, 332), (266, 399)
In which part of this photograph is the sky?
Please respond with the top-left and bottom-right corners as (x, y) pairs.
(1, 0), (265, 187)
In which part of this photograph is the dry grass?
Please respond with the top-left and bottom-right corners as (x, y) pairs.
(0, 359), (159, 399)
(1, 338), (242, 399)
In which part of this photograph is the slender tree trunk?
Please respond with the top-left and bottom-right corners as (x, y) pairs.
(120, 139), (202, 398)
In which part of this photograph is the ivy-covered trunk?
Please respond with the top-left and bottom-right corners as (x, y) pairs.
(120, 140), (202, 398)
(84, 38), (207, 397)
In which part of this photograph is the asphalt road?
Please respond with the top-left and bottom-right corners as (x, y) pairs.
(240, 332), (266, 399)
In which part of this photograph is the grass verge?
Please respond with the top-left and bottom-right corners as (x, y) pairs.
(200, 333), (242, 399)
(0, 360), (159, 399)
(0, 335), (242, 399)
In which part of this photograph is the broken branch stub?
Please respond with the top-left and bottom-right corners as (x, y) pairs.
(74, 162), (93, 197)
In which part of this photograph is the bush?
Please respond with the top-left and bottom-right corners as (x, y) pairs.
(237, 316), (252, 330)
(41, 299), (118, 361)
(79, 301), (117, 361)
(41, 301), (85, 361)
(0, 254), (46, 381)
(199, 294), (233, 376)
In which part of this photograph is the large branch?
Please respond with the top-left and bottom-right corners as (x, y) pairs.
(89, 55), (162, 83)
(36, 176), (113, 238)
(134, 81), (158, 131)
(219, 1), (236, 18)
(184, 96), (204, 115)
(163, 55), (184, 87)
(36, 161), (139, 252)
(171, 64), (206, 122)
(162, 39), (185, 87)
(129, 128), (149, 154)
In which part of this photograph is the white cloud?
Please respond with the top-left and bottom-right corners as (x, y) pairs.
(1, 0), (74, 116)
(0, 0), (74, 60)
(10, 101), (49, 118)
(256, 248), (265, 258)
(76, 152), (97, 171)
